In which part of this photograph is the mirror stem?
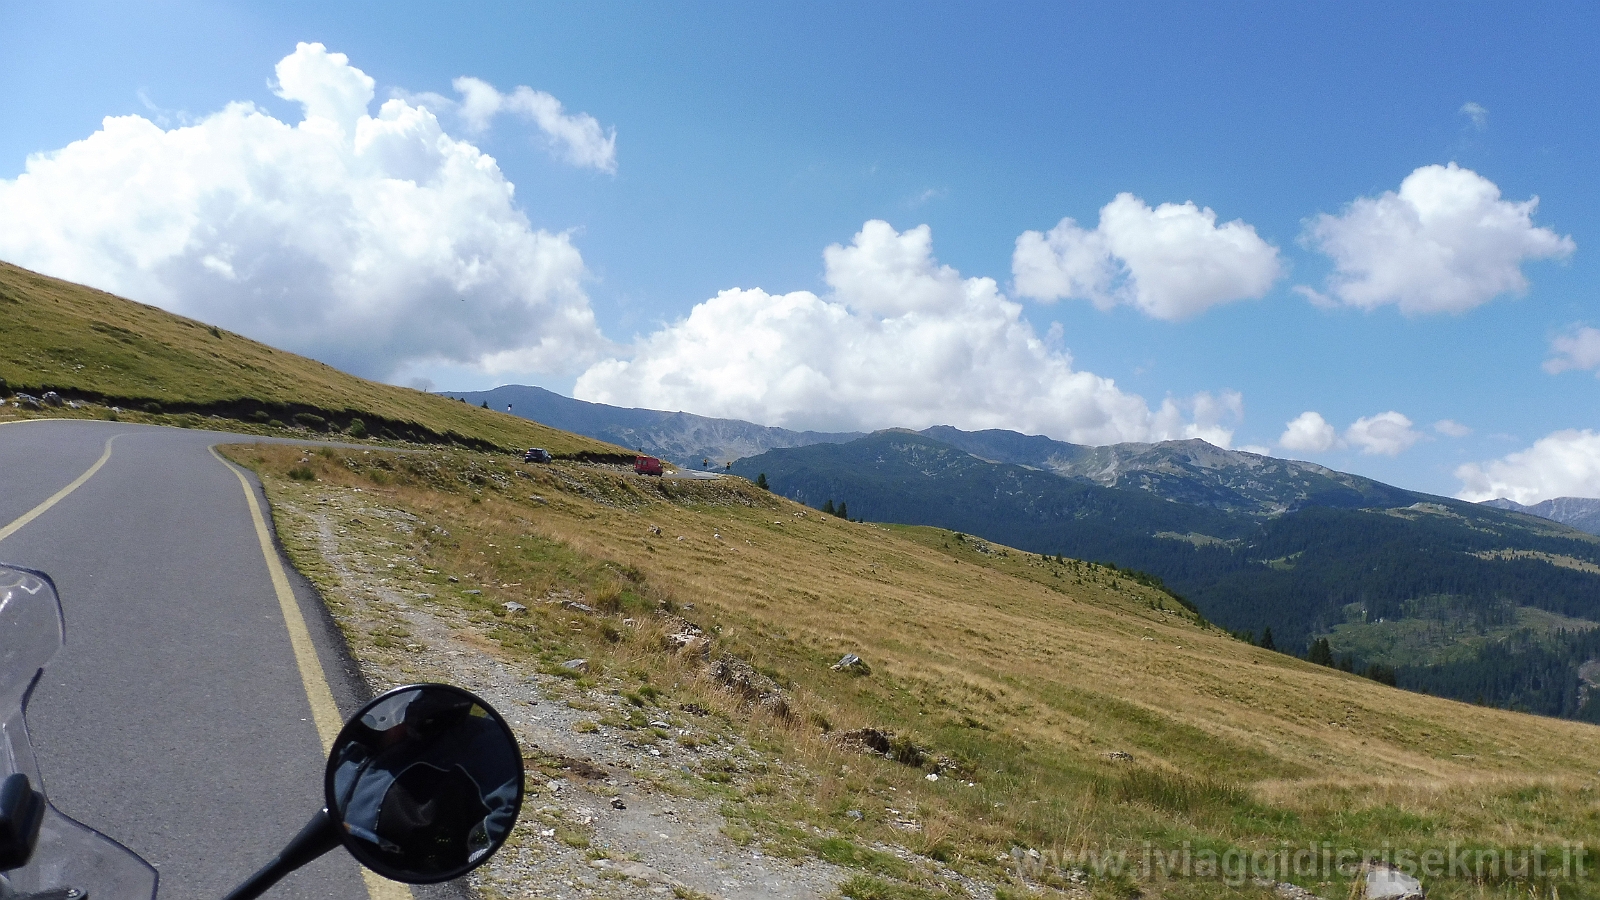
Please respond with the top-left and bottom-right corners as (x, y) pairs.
(222, 808), (342, 900)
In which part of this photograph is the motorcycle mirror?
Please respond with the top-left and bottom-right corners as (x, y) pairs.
(326, 683), (524, 883)
(224, 684), (523, 900)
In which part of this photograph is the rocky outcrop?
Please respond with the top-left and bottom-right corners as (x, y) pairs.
(708, 656), (792, 720)
(1364, 862), (1424, 899)
(830, 653), (871, 675)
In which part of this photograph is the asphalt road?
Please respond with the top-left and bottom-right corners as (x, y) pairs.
(0, 419), (387, 899)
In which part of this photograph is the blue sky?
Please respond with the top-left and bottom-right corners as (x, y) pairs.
(2, 2), (1598, 500)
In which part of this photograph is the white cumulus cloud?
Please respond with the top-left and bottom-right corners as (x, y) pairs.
(1544, 325), (1600, 375)
(1174, 390), (1245, 448)
(1433, 419), (1472, 438)
(1278, 411), (1337, 453)
(1345, 411), (1422, 456)
(1302, 163), (1574, 315)
(426, 76), (617, 173)
(1013, 193), (1282, 320)
(576, 220), (1236, 444)
(0, 42), (611, 382)
(1457, 430), (1600, 504)
(1278, 409), (1423, 456)
(1460, 102), (1488, 130)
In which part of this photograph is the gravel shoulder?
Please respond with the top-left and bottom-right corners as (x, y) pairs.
(268, 480), (852, 900)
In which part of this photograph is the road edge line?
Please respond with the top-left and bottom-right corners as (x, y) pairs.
(0, 434), (118, 544)
(209, 447), (412, 900)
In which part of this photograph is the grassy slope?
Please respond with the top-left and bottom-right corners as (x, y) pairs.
(236, 442), (1600, 899)
(0, 260), (624, 456)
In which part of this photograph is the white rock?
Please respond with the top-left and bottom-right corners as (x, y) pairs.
(1366, 863), (1425, 899)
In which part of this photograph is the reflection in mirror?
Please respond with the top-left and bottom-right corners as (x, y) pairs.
(326, 684), (523, 883)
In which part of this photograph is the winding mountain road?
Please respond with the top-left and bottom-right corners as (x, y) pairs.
(0, 419), (408, 900)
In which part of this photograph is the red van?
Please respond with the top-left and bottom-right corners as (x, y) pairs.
(634, 455), (664, 476)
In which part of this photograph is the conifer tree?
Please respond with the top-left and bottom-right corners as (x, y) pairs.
(1259, 628), (1276, 652)
(822, 499), (835, 515)
(1307, 637), (1335, 667)
(836, 501), (848, 519)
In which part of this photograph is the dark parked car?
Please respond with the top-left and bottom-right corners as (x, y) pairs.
(523, 448), (552, 463)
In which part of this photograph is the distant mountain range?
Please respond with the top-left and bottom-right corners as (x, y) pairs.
(1480, 496), (1600, 536)
(439, 385), (860, 469)
(918, 426), (1421, 517)
(442, 386), (1418, 517)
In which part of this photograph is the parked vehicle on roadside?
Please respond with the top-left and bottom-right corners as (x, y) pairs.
(634, 455), (663, 476)
(523, 448), (552, 463)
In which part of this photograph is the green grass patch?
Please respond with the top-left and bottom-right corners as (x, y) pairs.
(834, 874), (943, 900)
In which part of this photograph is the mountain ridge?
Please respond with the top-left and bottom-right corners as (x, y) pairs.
(439, 384), (862, 468)
(452, 385), (1433, 518)
(1481, 496), (1600, 536)
(918, 425), (1422, 515)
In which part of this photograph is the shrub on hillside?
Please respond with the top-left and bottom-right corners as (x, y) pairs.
(346, 418), (368, 439)
(292, 413), (326, 431)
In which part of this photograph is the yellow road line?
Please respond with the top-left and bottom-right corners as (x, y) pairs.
(0, 435), (118, 544)
(210, 448), (411, 900)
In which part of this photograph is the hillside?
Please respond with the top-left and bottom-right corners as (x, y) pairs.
(442, 383), (863, 468)
(0, 261), (627, 457)
(733, 430), (1600, 717)
(234, 440), (1600, 899)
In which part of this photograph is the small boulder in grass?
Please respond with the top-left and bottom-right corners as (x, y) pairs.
(503, 601), (528, 616)
(1366, 862), (1425, 899)
(831, 653), (871, 676)
(562, 658), (590, 675)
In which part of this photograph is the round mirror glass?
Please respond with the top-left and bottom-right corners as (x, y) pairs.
(325, 684), (523, 883)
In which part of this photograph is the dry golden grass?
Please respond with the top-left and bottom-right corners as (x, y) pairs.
(234, 442), (1600, 898)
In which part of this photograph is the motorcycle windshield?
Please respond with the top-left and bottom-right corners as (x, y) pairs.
(0, 564), (157, 900)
